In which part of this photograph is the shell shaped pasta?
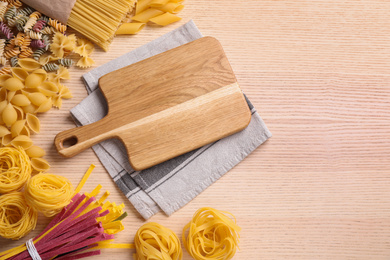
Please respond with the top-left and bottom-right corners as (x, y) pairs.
(10, 119), (26, 137)
(20, 125), (30, 137)
(0, 88), (7, 102)
(26, 113), (40, 133)
(22, 103), (37, 114)
(18, 58), (41, 72)
(13, 105), (24, 121)
(11, 135), (32, 149)
(25, 73), (44, 88)
(2, 133), (12, 146)
(2, 103), (17, 127)
(0, 74), (12, 86)
(0, 100), (7, 113)
(31, 157), (50, 172)
(11, 94), (31, 106)
(36, 97), (52, 113)
(38, 81), (58, 97)
(0, 125), (10, 137)
(3, 77), (24, 91)
(11, 67), (29, 82)
(7, 91), (16, 102)
(25, 145), (45, 158)
(28, 92), (47, 106)
(11, 94), (31, 107)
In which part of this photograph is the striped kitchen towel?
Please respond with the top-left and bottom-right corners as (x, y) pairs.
(70, 20), (272, 219)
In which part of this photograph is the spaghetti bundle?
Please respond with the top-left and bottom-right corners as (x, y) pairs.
(67, 0), (136, 50)
(0, 191), (37, 240)
(182, 207), (241, 260)
(24, 173), (74, 217)
(0, 147), (31, 194)
(134, 222), (182, 260)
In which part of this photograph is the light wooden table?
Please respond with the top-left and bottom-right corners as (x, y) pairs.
(2, 0), (390, 259)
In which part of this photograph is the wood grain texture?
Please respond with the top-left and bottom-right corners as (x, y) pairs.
(2, 0), (390, 259)
(54, 37), (251, 170)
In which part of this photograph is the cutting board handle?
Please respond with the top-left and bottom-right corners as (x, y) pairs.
(54, 116), (114, 157)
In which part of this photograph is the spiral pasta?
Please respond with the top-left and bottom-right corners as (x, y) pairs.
(0, 146), (31, 193)
(48, 18), (66, 33)
(134, 222), (183, 260)
(0, 191), (37, 240)
(182, 207), (241, 260)
(24, 173), (74, 217)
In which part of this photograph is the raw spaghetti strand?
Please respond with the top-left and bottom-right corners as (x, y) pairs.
(134, 222), (182, 260)
(24, 173), (74, 217)
(182, 207), (241, 260)
(0, 147), (31, 194)
(0, 191), (37, 240)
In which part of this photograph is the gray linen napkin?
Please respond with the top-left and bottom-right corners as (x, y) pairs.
(71, 20), (272, 219)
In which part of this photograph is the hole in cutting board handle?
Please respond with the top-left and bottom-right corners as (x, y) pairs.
(62, 136), (78, 148)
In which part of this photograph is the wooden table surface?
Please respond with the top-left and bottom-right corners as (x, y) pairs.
(2, 0), (390, 259)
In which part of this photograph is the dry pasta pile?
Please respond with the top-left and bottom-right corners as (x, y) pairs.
(134, 222), (182, 260)
(182, 207), (241, 260)
(117, 0), (185, 35)
(0, 2), (99, 181)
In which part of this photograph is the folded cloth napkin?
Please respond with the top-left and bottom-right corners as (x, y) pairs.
(71, 20), (272, 219)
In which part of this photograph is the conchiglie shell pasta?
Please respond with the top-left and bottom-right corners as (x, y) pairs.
(11, 67), (29, 82)
(38, 82), (58, 97)
(36, 97), (52, 113)
(2, 133), (12, 146)
(22, 104), (38, 115)
(11, 119), (26, 137)
(3, 78), (24, 91)
(13, 105), (24, 121)
(11, 94), (31, 106)
(28, 92), (47, 106)
(11, 135), (33, 149)
(0, 74), (12, 87)
(7, 91), (16, 102)
(31, 157), (50, 172)
(0, 125), (10, 137)
(18, 58), (41, 72)
(20, 125), (30, 137)
(25, 145), (45, 158)
(26, 113), (40, 133)
(0, 88), (7, 101)
(25, 73), (44, 89)
(2, 103), (17, 127)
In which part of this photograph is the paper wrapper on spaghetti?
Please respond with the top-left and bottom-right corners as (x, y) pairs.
(21, 0), (76, 24)
(21, 0), (137, 51)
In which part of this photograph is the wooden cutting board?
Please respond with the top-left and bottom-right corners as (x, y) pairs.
(54, 37), (251, 170)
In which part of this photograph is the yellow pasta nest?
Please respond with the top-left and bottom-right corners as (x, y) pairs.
(0, 146), (31, 193)
(0, 191), (37, 240)
(24, 173), (74, 217)
(182, 207), (241, 260)
(134, 222), (183, 260)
